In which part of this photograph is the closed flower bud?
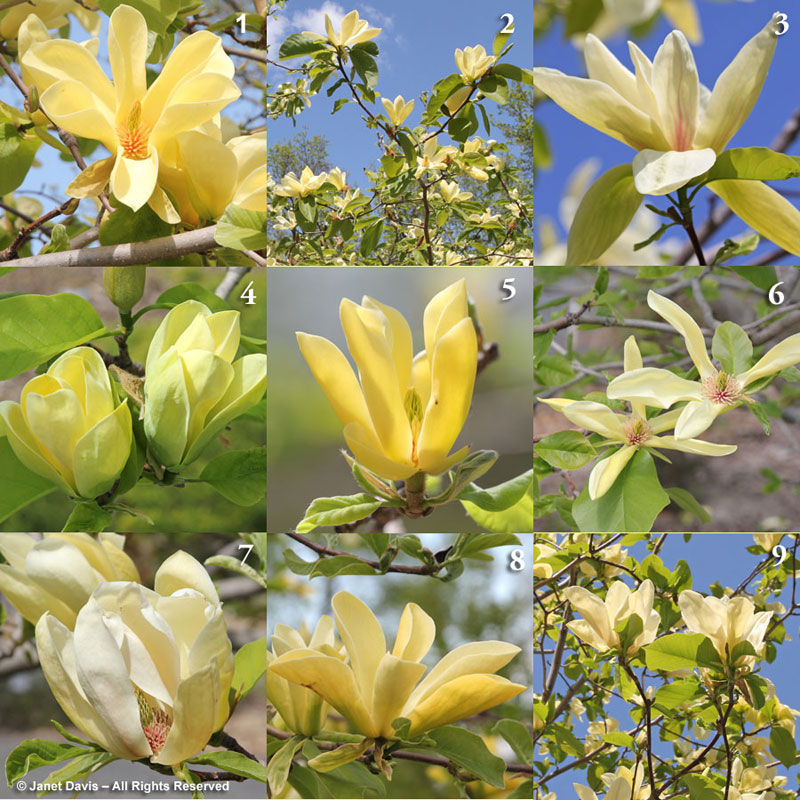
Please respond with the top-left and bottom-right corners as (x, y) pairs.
(104, 266), (146, 311)
(0, 346), (132, 498)
(143, 300), (266, 468)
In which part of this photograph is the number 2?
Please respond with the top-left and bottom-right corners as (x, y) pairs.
(500, 13), (515, 34)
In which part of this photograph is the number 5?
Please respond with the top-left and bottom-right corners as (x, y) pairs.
(501, 277), (516, 300)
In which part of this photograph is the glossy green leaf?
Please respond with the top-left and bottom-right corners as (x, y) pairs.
(215, 206), (267, 251)
(712, 321), (753, 375)
(297, 493), (383, 533)
(0, 437), (56, 524)
(197, 448), (266, 506)
(704, 148), (800, 182)
(535, 431), (596, 470)
(62, 501), (111, 533)
(644, 633), (724, 671)
(0, 124), (41, 195)
(426, 726), (506, 788)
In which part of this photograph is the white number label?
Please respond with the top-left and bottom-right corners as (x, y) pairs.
(501, 277), (516, 300)
(500, 13), (515, 34)
(773, 544), (788, 566)
(237, 12), (246, 34)
(768, 281), (785, 305)
(509, 549), (525, 571)
(775, 12), (789, 35)
(240, 280), (257, 305)
(239, 543), (254, 564)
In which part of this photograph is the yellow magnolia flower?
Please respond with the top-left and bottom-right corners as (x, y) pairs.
(381, 94), (414, 127)
(297, 279), (477, 481)
(143, 300), (267, 469)
(678, 590), (772, 669)
(438, 180), (473, 204)
(454, 44), (496, 83)
(268, 591), (525, 738)
(21, 4), (240, 220)
(0, 1), (99, 39)
(540, 335), (736, 499)
(35, 551), (233, 765)
(534, 15), (782, 196)
(579, 543), (628, 578)
(327, 166), (348, 192)
(0, 533), (139, 629)
(0, 346), (132, 499)
(563, 579), (659, 657)
(310, 10), (381, 50)
(267, 616), (340, 736)
(753, 533), (783, 552)
(414, 136), (458, 179)
(607, 291), (800, 439)
(273, 165), (328, 198)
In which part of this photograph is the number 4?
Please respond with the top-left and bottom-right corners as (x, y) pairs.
(240, 280), (256, 305)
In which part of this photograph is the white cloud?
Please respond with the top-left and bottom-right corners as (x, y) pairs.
(292, 1), (347, 36)
(360, 4), (393, 29)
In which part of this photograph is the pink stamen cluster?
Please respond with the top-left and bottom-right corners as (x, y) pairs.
(702, 373), (743, 406)
(622, 418), (651, 447)
(143, 707), (171, 755)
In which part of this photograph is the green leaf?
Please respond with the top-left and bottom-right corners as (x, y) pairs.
(6, 739), (87, 785)
(535, 354), (574, 385)
(188, 750), (266, 782)
(0, 437), (56, 524)
(205, 554), (265, 586)
(307, 739), (372, 773)
(653, 679), (702, 713)
(566, 163), (642, 266)
(155, 282), (230, 312)
(62, 501), (111, 533)
(396, 534), (425, 559)
(231, 637), (266, 703)
(44, 751), (116, 787)
(666, 487), (711, 524)
(426, 449), (498, 506)
(508, 780), (534, 798)
(215, 205), (267, 251)
(282, 549), (377, 579)
(573, 449), (669, 533)
(460, 472), (533, 533)
(0, 124), (41, 194)
(728, 265), (778, 291)
(683, 774), (721, 800)
(615, 613), (643, 656)
(359, 219), (383, 257)
(97, 0), (178, 34)
(448, 103), (479, 143)
(710, 234), (759, 265)
(491, 719), (533, 766)
(712, 321), (753, 374)
(533, 329), (553, 366)
(425, 726), (506, 788)
(704, 148), (800, 182)
(296, 493), (383, 533)
(564, 0), (603, 36)
(349, 49), (378, 90)
(746, 400), (771, 435)
(289, 745), (386, 799)
(99, 199), (173, 246)
(397, 131), (417, 168)
(0, 293), (105, 379)
(278, 32), (329, 59)
(644, 633), (724, 671)
(295, 195), (317, 232)
(196, 449), (266, 506)
(40, 224), (71, 254)
(460, 533), (521, 558)
(600, 732), (635, 748)
(535, 431), (596, 470)
(769, 726), (796, 768)
(478, 75), (509, 105)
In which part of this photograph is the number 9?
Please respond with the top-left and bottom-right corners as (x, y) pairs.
(773, 544), (787, 566)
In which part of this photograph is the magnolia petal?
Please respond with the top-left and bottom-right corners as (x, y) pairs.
(405, 640), (521, 710)
(623, 337), (647, 420)
(416, 444), (470, 479)
(651, 31), (700, 151)
(608, 367), (703, 409)
(269, 650), (375, 736)
(583, 34), (640, 110)
(575, 784), (599, 800)
(179, 350), (233, 448)
(108, 4), (147, 116)
(98, 533), (140, 582)
(588, 445), (636, 499)
(417, 317), (477, 474)
(155, 663), (218, 765)
(73, 400), (132, 498)
(36, 613), (148, 759)
(147, 186), (182, 224)
(145, 301), (211, 371)
(0, 564), (77, 627)
(674, 399), (723, 439)
(406, 673), (526, 737)
(632, 148), (716, 195)
(38, 80), (117, 152)
(627, 42), (659, 121)
(651, 435), (736, 456)
(604, 0), (660, 25)
(647, 407), (685, 435)
(296, 332), (374, 436)
(739, 333), (800, 386)
(343, 421), (416, 481)
(422, 279), (468, 360)
(110, 149), (159, 213)
(332, 591), (386, 707)
(361, 296), (413, 391)
(178, 131), (237, 221)
(566, 619), (609, 651)
(0, 533), (35, 569)
(533, 67), (670, 151)
(143, 349), (191, 469)
(695, 15), (779, 152)
(155, 550), (219, 605)
(370, 653), (427, 738)
(562, 585), (615, 650)
(392, 603), (435, 662)
(648, 291), (715, 378)
(66, 156), (115, 199)
(186, 609), (233, 732)
(410, 350), (431, 410)
(556, 400), (627, 439)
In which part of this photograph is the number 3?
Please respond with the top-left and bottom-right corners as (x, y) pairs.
(775, 12), (789, 35)
(500, 13), (515, 34)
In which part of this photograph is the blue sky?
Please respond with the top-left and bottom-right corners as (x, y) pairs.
(538, 533), (800, 798)
(268, 0), (533, 183)
(534, 3), (800, 264)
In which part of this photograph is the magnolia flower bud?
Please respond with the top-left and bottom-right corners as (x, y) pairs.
(0, 533), (140, 629)
(35, 551), (234, 766)
(104, 266), (146, 311)
(0, 347), (132, 498)
(143, 300), (266, 468)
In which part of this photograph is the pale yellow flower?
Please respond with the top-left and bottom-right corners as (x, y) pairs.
(381, 94), (414, 127)
(414, 136), (458, 179)
(454, 44), (496, 83)
(306, 10), (380, 49)
(274, 165), (328, 198)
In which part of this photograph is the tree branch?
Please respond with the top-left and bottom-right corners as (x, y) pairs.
(215, 266), (251, 300)
(0, 225), (220, 267)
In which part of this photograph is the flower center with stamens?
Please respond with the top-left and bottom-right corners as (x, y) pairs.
(404, 388), (424, 464)
(702, 372), (744, 406)
(622, 417), (651, 447)
(135, 688), (172, 755)
(117, 100), (150, 160)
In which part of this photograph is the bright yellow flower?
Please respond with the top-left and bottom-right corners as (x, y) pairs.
(0, 533), (139, 628)
(314, 10), (381, 49)
(439, 180), (472, 204)
(381, 94), (414, 127)
(414, 136), (458, 179)
(0, 1), (99, 39)
(0, 346), (132, 499)
(607, 291), (800, 438)
(326, 166), (348, 192)
(297, 279), (477, 481)
(454, 44), (496, 83)
(269, 591), (525, 739)
(21, 4), (240, 220)
(273, 165), (328, 198)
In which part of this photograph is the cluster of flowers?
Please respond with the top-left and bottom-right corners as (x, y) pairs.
(0, 534), (233, 766)
(0, 299), (267, 499)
